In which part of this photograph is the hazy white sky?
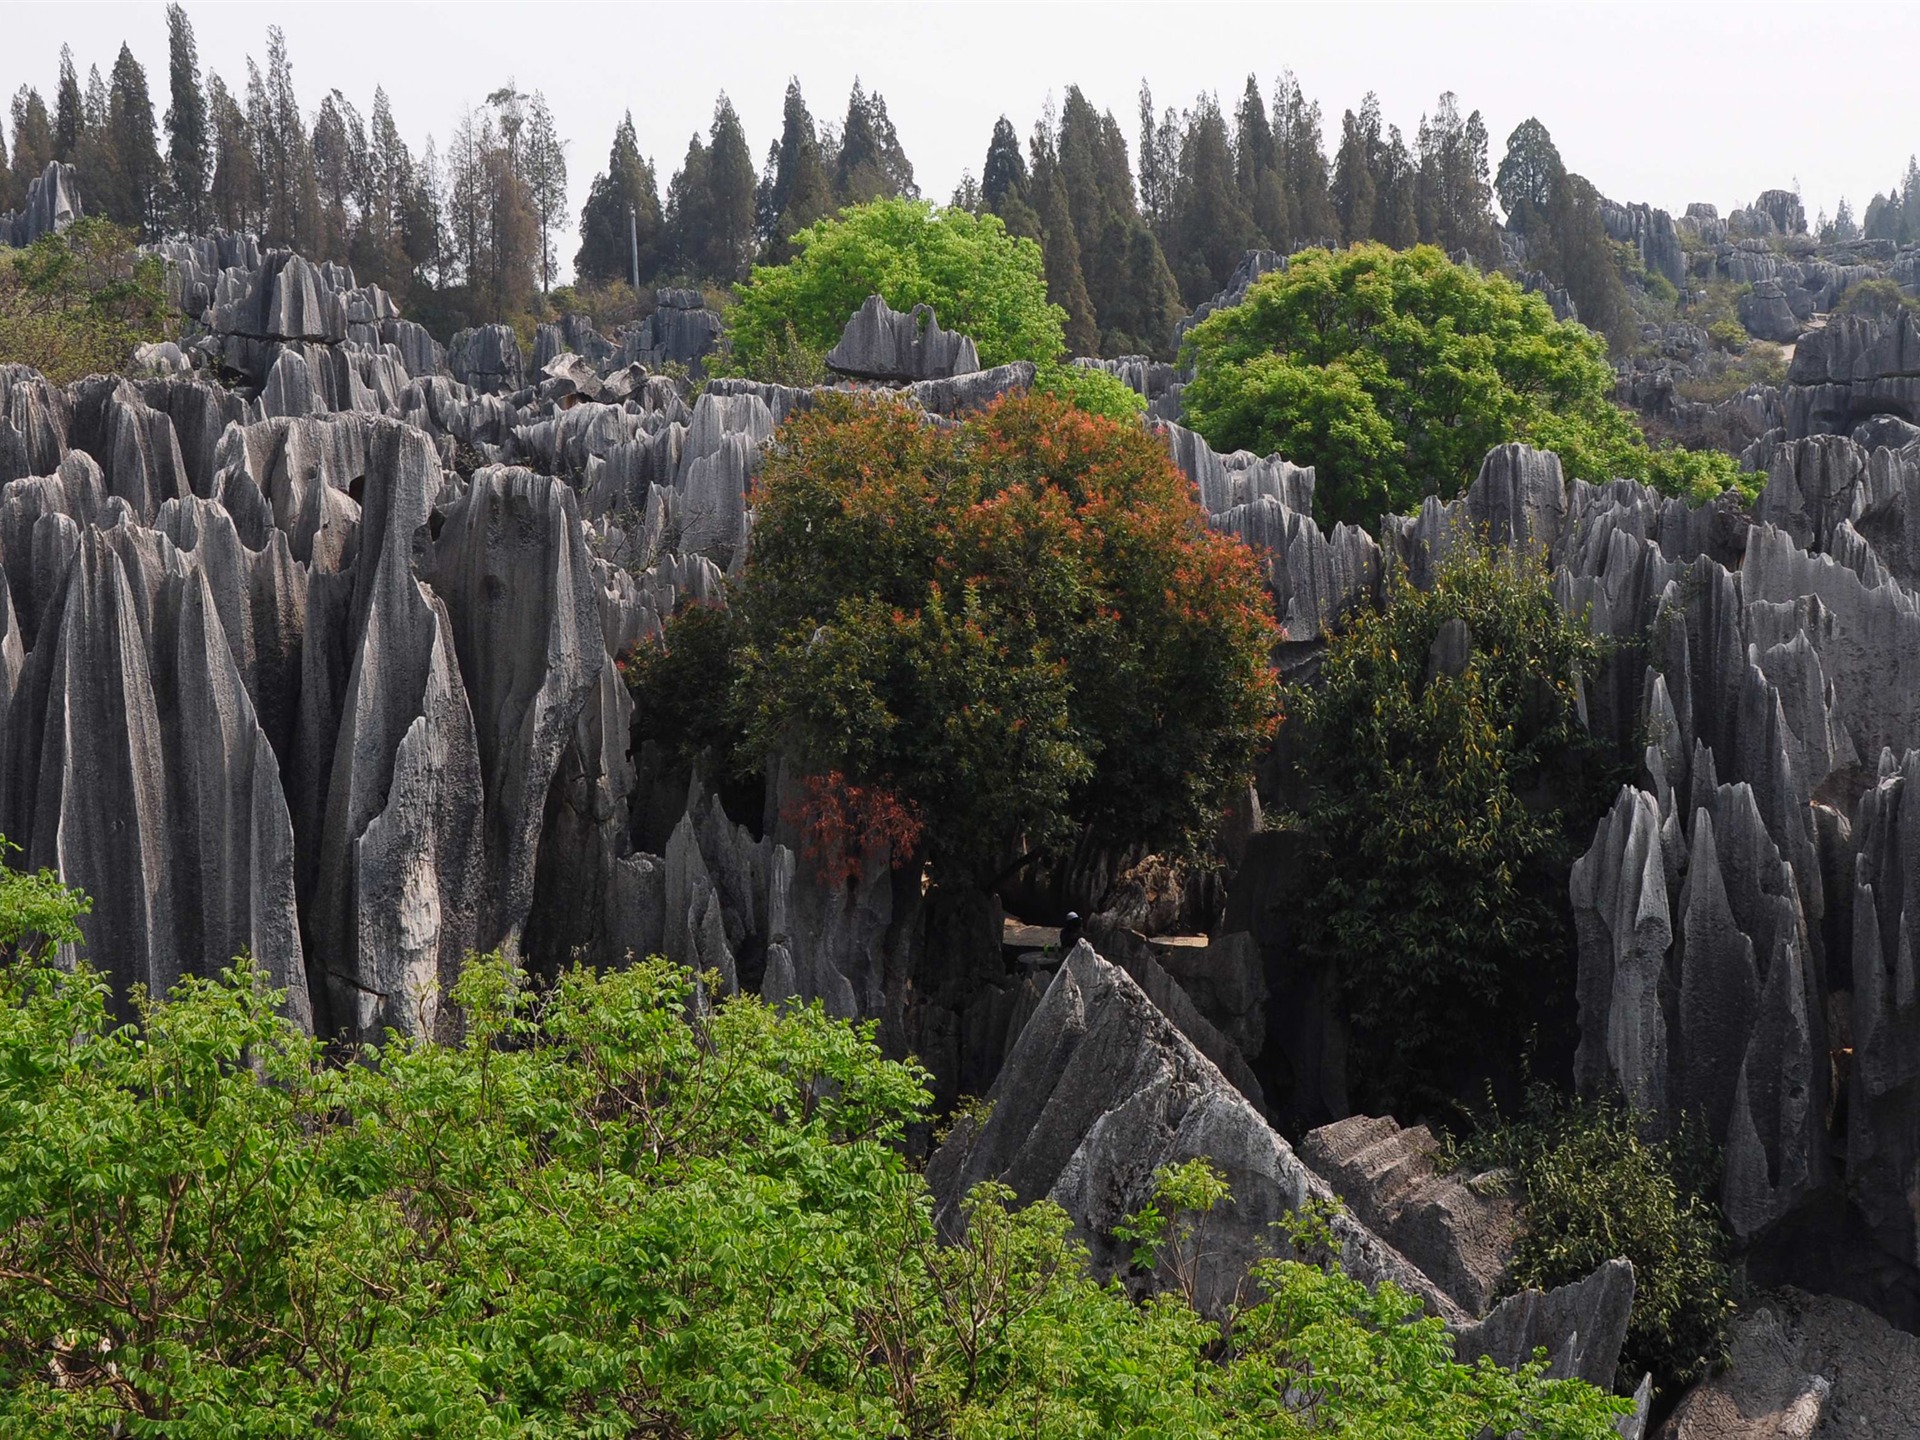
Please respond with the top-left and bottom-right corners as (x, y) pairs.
(9, 0), (1920, 271)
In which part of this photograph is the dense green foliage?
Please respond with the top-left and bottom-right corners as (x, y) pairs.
(0, 857), (1626, 1438)
(1450, 1086), (1736, 1398)
(1032, 360), (1148, 420)
(0, 216), (174, 383)
(1834, 275), (1920, 321)
(1181, 245), (1741, 528)
(1285, 548), (1617, 1112)
(635, 393), (1279, 883)
(721, 198), (1066, 376)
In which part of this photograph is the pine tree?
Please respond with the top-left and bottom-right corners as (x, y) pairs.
(77, 64), (115, 224)
(1832, 195), (1858, 242)
(981, 115), (1027, 211)
(980, 114), (1042, 242)
(11, 88), (55, 199)
(102, 43), (166, 236)
(662, 130), (710, 279)
(53, 46), (82, 163)
(206, 71), (259, 232)
(1331, 106), (1376, 245)
(311, 91), (362, 260)
(356, 87), (419, 294)
(0, 122), (10, 213)
(1273, 72), (1336, 243)
(1376, 126), (1419, 249)
(701, 93), (757, 282)
(1029, 132), (1098, 356)
(1167, 93), (1251, 305)
(254, 27), (317, 249)
(757, 79), (832, 262)
(1137, 83), (1181, 240)
(1414, 94), (1493, 259)
(1542, 171), (1627, 346)
(1234, 75), (1289, 250)
(1494, 117), (1562, 236)
(164, 3), (210, 235)
(524, 93), (567, 293)
(576, 111), (661, 287)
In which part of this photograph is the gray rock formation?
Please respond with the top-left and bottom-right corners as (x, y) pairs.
(1, 161), (82, 246)
(825, 294), (981, 381)
(927, 942), (1467, 1318)
(304, 420), (485, 1042)
(1659, 1289), (1920, 1438)
(615, 289), (724, 374)
(927, 943), (1635, 1388)
(1785, 312), (1920, 440)
(448, 324), (525, 395)
(1602, 197), (1687, 289)
(1301, 1114), (1518, 1317)
(429, 466), (602, 953)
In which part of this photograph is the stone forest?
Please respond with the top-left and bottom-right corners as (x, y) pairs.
(3, 7), (1920, 1436)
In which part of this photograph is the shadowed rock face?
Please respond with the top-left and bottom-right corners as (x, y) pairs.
(1658, 1288), (1920, 1438)
(825, 294), (982, 382)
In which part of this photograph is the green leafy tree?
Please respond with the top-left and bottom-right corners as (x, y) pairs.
(721, 196), (1067, 375)
(691, 393), (1280, 883)
(1183, 244), (1739, 527)
(0, 216), (175, 383)
(0, 854), (1626, 1437)
(1285, 547), (1618, 1112)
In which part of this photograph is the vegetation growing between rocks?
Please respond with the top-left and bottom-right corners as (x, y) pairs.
(1448, 1085), (1736, 1400)
(1283, 546), (1619, 1114)
(0, 860), (1627, 1438)
(714, 196), (1145, 417)
(720, 198), (1063, 374)
(1181, 245), (1742, 527)
(0, 215), (173, 382)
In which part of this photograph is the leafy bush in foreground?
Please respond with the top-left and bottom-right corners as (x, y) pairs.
(0, 857), (1625, 1437)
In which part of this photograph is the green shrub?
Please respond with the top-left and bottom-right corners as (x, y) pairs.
(1833, 276), (1920, 322)
(620, 599), (750, 775)
(1032, 360), (1147, 420)
(1285, 547), (1620, 1111)
(0, 217), (175, 384)
(1448, 1084), (1736, 1398)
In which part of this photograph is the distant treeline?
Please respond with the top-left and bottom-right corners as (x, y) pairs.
(6, 8), (1917, 351)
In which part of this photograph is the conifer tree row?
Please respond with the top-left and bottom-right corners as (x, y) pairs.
(9, 17), (1680, 357)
